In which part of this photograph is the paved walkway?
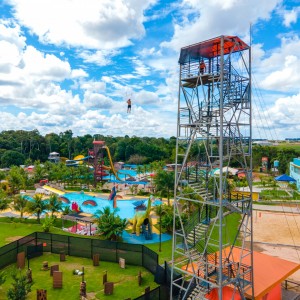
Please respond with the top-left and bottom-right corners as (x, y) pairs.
(253, 204), (300, 214)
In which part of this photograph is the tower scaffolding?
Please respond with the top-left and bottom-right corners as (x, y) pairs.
(170, 36), (254, 300)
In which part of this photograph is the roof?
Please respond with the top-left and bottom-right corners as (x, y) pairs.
(275, 174), (296, 182)
(179, 35), (249, 64)
(183, 246), (300, 299)
(93, 140), (105, 145)
(213, 167), (239, 176)
(62, 214), (95, 223)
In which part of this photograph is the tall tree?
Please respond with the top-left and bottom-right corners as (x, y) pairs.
(1, 150), (25, 168)
(13, 195), (28, 218)
(154, 170), (175, 206)
(47, 194), (62, 218)
(26, 194), (47, 223)
(33, 160), (47, 183)
(7, 166), (25, 194)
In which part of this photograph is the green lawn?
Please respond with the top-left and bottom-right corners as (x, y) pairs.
(146, 239), (173, 265)
(0, 219), (93, 247)
(275, 142), (300, 152)
(0, 253), (158, 300)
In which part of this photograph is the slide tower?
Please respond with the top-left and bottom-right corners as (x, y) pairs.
(90, 140), (106, 184)
(171, 36), (253, 299)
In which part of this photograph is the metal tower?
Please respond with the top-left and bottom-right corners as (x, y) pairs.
(170, 36), (253, 299)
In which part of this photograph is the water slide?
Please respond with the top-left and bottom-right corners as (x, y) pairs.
(104, 145), (122, 181)
(43, 185), (65, 196)
(73, 155), (93, 163)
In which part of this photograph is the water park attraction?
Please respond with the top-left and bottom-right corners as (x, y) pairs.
(129, 195), (154, 238)
(40, 184), (164, 244)
(108, 185), (123, 208)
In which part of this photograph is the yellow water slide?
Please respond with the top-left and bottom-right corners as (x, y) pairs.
(73, 154), (85, 164)
(104, 145), (122, 181)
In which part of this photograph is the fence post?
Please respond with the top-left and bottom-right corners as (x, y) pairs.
(50, 233), (53, 253)
(91, 238), (93, 258)
(116, 242), (118, 263)
(68, 236), (70, 256)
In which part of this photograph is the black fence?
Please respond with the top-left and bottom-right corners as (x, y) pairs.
(0, 232), (158, 275)
(0, 232), (167, 299)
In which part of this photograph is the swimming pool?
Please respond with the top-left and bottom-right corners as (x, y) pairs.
(62, 192), (162, 219)
(102, 169), (139, 181)
(25, 192), (170, 244)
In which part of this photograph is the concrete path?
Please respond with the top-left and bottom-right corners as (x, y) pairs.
(253, 204), (300, 214)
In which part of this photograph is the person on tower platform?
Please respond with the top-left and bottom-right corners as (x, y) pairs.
(199, 59), (206, 75)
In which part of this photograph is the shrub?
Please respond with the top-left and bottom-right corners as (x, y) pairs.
(41, 215), (55, 232)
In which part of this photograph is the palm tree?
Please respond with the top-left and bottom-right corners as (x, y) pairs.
(154, 170), (175, 206)
(94, 206), (128, 241)
(7, 166), (25, 194)
(0, 190), (9, 213)
(180, 186), (201, 215)
(47, 194), (62, 218)
(13, 194), (28, 218)
(142, 164), (150, 176)
(33, 160), (47, 183)
(26, 194), (47, 223)
(136, 165), (143, 180)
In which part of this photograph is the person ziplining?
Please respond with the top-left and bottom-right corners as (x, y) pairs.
(127, 98), (132, 113)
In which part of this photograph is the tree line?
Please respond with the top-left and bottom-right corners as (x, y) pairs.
(0, 130), (177, 167)
(0, 129), (298, 174)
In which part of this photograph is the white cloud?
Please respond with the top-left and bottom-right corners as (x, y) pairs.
(132, 58), (150, 77)
(80, 81), (106, 93)
(282, 8), (298, 27)
(254, 35), (300, 92)
(0, 19), (26, 49)
(139, 47), (160, 57)
(22, 46), (71, 80)
(254, 93), (300, 138)
(83, 92), (114, 109)
(161, 0), (280, 51)
(8, 0), (157, 50)
(133, 90), (160, 105)
(77, 49), (121, 66)
(71, 69), (88, 78)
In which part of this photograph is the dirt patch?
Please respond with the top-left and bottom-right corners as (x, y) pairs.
(5, 236), (24, 243)
(86, 292), (97, 299)
(253, 210), (300, 245)
(252, 210), (300, 283)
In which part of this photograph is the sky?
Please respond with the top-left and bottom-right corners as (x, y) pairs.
(0, 0), (300, 139)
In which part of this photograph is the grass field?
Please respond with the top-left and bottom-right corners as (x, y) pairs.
(0, 218), (95, 247)
(0, 253), (158, 300)
(275, 142), (300, 152)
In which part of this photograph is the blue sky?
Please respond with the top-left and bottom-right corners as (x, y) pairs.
(0, 0), (300, 139)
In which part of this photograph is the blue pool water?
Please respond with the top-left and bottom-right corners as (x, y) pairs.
(63, 192), (162, 219)
(103, 169), (138, 181)
(63, 192), (170, 244)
